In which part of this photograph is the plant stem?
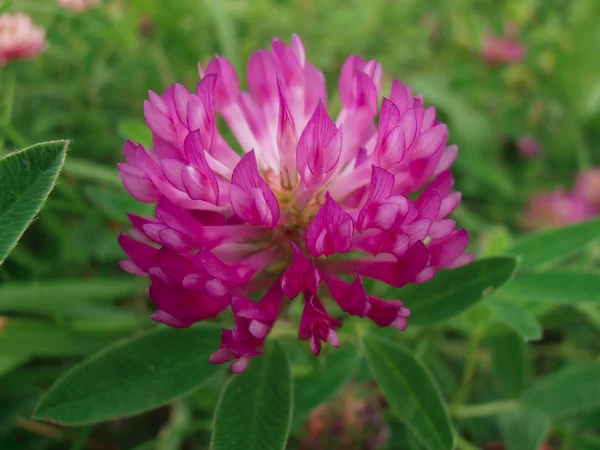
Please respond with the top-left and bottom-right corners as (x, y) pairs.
(63, 158), (123, 188)
(0, 64), (18, 154)
(455, 434), (481, 450)
(452, 329), (484, 406)
(451, 399), (520, 418)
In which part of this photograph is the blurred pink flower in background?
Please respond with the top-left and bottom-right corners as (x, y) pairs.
(302, 384), (389, 450)
(58, 0), (100, 12)
(523, 166), (600, 230)
(516, 136), (542, 159)
(482, 33), (526, 65)
(522, 189), (594, 231)
(575, 167), (600, 211)
(118, 34), (473, 372)
(0, 13), (45, 66)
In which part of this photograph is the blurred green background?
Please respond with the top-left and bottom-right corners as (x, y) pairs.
(1, 0), (600, 449)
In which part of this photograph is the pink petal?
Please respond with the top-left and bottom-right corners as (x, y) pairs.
(272, 38), (305, 89)
(152, 310), (193, 328)
(325, 275), (370, 317)
(277, 80), (297, 184)
(280, 242), (320, 299)
(305, 193), (353, 257)
(247, 49), (278, 105)
(334, 241), (430, 288)
(189, 74), (217, 151)
(429, 229), (470, 269)
(118, 234), (158, 274)
(389, 79), (414, 114)
(367, 298), (410, 329)
(290, 33), (306, 67)
(339, 55), (367, 109)
(183, 130), (220, 203)
(296, 102), (342, 186)
(161, 159), (186, 191)
(144, 99), (175, 143)
(118, 163), (161, 203)
(229, 150), (280, 228)
(204, 56), (240, 110)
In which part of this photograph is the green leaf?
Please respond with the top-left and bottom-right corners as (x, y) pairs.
(0, 140), (68, 265)
(33, 325), (222, 425)
(294, 346), (360, 417)
(0, 353), (29, 378)
(488, 331), (527, 397)
(394, 257), (517, 326)
(523, 363), (600, 418)
(507, 218), (600, 270)
(363, 336), (453, 450)
(211, 341), (293, 450)
(0, 319), (123, 358)
(498, 409), (551, 450)
(502, 271), (600, 304)
(0, 278), (142, 316)
(485, 297), (542, 341)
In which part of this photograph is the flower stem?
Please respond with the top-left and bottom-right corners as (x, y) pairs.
(0, 64), (17, 154)
(452, 328), (484, 406)
(450, 399), (520, 418)
(455, 434), (481, 450)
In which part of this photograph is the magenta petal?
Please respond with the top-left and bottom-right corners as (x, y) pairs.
(144, 99), (176, 143)
(305, 192), (353, 257)
(416, 188), (442, 221)
(161, 159), (185, 191)
(118, 234), (158, 274)
(298, 293), (342, 355)
(389, 79), (414, 114)
(210, 348), (236, 364)
(183, 130), (219, 203)
(149, 277), (227, 324)
(429, 219), (456, 239)
(271, 38), (304, 89)
(196, 248), (244, 285)
(152, 310), (193, 328)
(367, 297), (410, 329)
(277, 80), (297, 181)
(280, 242), (320, 298)
(358, 166), (395, 231)
(232, 295), (272, 322)
(435, 146), (458, 176)
(413, 124), (448, 158)
(123, 140), (138, 162)
(296, 102), (342, 185)
(336, 241), (430, 288)
(118, 163), (161, 203)
(326, 275), (370, 317)
(189, 74), (217, 151)
(230, 150), (280, 228)
(247, 49), (278, 105)
(204, 56), (240, 109)
(339, 55), (366, 109)
(353, 71), (378, 115)
(290, 33), (306, 66)
(429, 229), (470, 269)
(172, 84), (190, 125)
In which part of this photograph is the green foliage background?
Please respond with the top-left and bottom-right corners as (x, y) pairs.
(1, 0), (600, 449)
